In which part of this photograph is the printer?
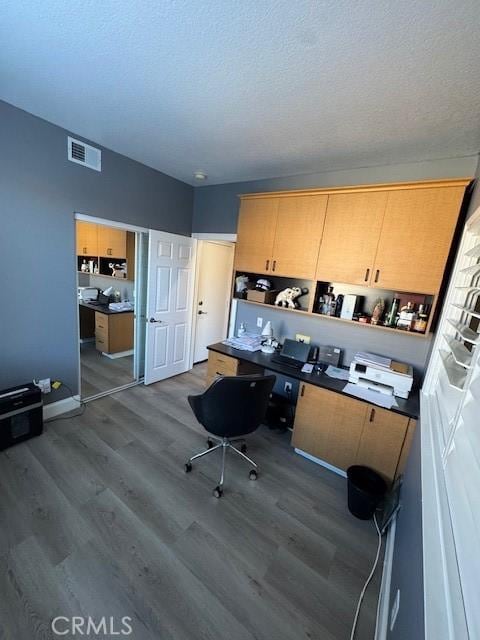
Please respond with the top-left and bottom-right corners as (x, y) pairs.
(349, 356), (413, 399)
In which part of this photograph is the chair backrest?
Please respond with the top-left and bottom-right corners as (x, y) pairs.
(188, 374), (276, 438)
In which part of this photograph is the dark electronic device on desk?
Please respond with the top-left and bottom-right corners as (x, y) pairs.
(314, 345), (343, 374)
(271, 338), (311, 370)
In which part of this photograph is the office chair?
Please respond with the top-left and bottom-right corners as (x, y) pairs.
(185, 374), (276, 498)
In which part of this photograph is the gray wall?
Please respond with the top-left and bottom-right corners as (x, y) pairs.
(387, 419), (424, 640)
(234, 301), (432, 380)
(0, 100), (193, 401)
(193, 156), (478, 232)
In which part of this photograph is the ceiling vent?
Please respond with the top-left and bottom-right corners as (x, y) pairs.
(67, 136), (101, 171)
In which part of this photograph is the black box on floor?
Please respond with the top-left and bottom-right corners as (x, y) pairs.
(0, 383), (43, 450)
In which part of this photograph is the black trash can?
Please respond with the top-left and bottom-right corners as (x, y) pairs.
(347, 465), (387, 520)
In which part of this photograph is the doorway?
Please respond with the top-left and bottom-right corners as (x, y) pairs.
(193, 240), (235, 363)
(75, 215), (148, 400)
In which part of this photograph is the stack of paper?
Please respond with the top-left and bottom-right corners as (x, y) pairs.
(353, 351), (392, 370)
(222, 333), (263, 352)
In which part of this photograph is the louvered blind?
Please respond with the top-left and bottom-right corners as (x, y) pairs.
(424, 206), (480, 637)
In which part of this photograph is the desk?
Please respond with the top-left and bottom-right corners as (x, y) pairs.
(207, 342), (419, 482)
(207, 343), (419, 419)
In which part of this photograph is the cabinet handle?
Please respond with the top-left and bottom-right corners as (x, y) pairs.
(300, 384), (305, 397)
(265, 259), (270, 271)
(83, 247), (87, 254)
(374, 269), (380, 283)
(369, 408), (375, 422)
(364, 268), (370, 282)
(108, 248), (112, 256)
(272, 260), (276, 272)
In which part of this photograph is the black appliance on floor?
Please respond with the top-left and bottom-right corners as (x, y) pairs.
(0, 383), (43, 450)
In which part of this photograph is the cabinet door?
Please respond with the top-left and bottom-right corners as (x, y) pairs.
(372, 187), (465, 293)
(292, 384), (368, 471)
(315, 192), (388, 284)
(98, 225), (127, 258)
(272, 195), (328, 279)
(234, 198), (278, 273)
(76, 221), (98, 256)
(355, 406), (409, 483)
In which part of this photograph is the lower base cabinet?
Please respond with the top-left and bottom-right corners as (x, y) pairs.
(95, 312), (134, 354)
(292, 382), (415, 483)
(206, 351), (261, 387)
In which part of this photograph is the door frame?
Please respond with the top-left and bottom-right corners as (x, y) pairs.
(74, 213), (149, 402)
(191, 233), (237, 363)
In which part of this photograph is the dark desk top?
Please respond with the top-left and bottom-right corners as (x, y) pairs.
(207, 342), (420, 420)
(79, 301), (134, 315)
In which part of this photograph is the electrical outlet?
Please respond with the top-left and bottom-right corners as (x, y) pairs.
(37, 378), (51, 394)
(296, 333), (311, 344)
(284, 382), (292, 394)
(257, 317), (263, 328)
(390, 589), (400, 631)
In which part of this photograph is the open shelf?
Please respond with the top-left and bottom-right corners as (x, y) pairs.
(237, 298), (431, 338)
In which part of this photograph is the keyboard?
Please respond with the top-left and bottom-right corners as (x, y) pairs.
(271, 356), (304, 369)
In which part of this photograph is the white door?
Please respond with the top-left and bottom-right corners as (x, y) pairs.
(144, 230), (195, 384)
(193, 241), (234, 363)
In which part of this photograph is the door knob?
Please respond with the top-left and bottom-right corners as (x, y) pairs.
(148, 317), (163, 323)
(198, 310), (208, 315)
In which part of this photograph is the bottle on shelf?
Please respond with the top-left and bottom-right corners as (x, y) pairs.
(322, 286), (335, 315)
(80, 259), (88, 273)
(384, 297), (400, 327)
(413, 304), (429, 333)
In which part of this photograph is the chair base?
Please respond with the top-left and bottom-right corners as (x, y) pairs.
(185, 436), (258, 497)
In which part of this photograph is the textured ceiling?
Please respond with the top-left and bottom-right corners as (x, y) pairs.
(1, 0), (479, 185)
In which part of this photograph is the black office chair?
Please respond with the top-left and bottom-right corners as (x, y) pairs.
(185, 374), (276, 498)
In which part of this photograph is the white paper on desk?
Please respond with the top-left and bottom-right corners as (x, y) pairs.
(342, 383), (398, 409)
(325, 366), (350, 381)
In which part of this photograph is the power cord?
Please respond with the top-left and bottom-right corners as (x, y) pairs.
(349, 511), (382, 640)
(44, 381), (87, 423)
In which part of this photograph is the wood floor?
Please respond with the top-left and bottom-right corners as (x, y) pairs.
(0, 364), (382, 640)
(80, 341), (134, 398)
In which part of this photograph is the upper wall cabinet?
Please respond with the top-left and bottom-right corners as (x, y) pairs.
(315, 191), (388, 285)
(235, 194), (327, 279)
(272, 195), (328, 279)
(234, 197), (278, 274)
(76, 221), (98, 256)
(98, 225), (127, 258)
(372, 186), (466, 294)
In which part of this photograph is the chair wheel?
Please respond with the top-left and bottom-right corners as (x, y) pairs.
(207, 438), (214, 449)
(184, 462), (192, 473)
(241, 443), (247, 453)
(249, 470), (258, 481)
(213, 486), (223, 498)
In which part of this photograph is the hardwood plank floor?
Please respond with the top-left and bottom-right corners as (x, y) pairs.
(80, 341), (134, 398)
(0, 363), (382, 639)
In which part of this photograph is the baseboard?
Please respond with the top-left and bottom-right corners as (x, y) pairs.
(375, 517), (397, 640)
(43, 395), (81, 420)
(294, 448), (347, 478)
(101, 349), (134, 359)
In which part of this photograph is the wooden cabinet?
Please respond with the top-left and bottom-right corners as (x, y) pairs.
(272, 195), (327, 278)
(95, 311), (133, 354)
(355, 406), (410, 482)
(315, 192), (388, 285)
(292, 382), (413, 483)
(234, 198), (278, 273)
(234, 195), (327, 279)
(292, 385), (367, 471)
(98, 225), (127, 258)
(372, 186), (466, 293)
(234, 180), (469, 304)
(206, 351), (261, 387)
(76, 221), (98, 256)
